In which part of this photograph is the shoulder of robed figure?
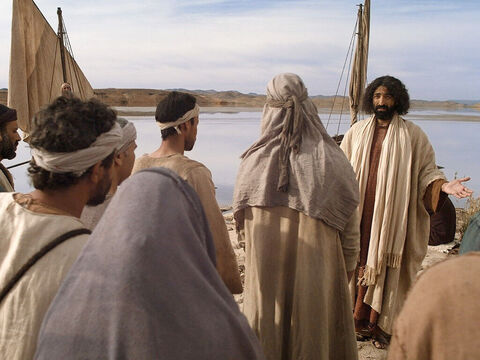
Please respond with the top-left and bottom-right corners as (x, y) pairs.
(341, 116), (371, 149)
(181, 155), (213, 180)
(402, 118), (431, 148)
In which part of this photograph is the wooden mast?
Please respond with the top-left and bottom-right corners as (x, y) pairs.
(57, 7), (68, 83)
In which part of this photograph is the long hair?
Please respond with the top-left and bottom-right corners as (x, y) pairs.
(362, 75), (410, 115)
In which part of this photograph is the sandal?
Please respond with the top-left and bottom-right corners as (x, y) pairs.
(355, 329), (371, 342)
(371, 332), (390, 349)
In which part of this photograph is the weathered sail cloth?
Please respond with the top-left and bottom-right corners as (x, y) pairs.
(233, 73), (359, 232)
(8, 0), (94, 137)
(0, 193), (88, 360)
(349, 0), (370, 125)
(344, 114), (412, 286)
(341, 117), (445, 333)
(35, 168), (265, 360)
(132, 154), (243, 294)
(234, 73), (360, 360)
(388, 252), (480, 360)
(0, 164), (14, 192)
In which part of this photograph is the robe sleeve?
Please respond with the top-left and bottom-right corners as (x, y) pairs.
(413, 124), (446, 210)
(339, 208), (360, 272)
(423, 179), (448, 214)
(186, 166), (243, 294)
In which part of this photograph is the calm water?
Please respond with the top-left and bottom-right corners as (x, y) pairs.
(5, 109), (480, 208)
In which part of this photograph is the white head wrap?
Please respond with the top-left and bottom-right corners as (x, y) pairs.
(156, 104), (200, 135)
(31, 123), (123, 176)
(117, 122), (137, 154)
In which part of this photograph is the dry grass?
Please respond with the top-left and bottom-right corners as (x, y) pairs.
(457, 196), (480, 240)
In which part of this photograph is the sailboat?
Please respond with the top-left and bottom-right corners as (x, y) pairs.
(8, 0), (94, 140)
(327, 0), (370, 142)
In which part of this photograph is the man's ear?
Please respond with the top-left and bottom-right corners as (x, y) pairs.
(88, 161), (104, 185)
(179, 122), (189, 133)
(114, 152), (123, 167)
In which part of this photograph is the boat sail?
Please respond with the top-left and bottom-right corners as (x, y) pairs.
(8, 0), (94, 138)
(349, 0), (370, 126)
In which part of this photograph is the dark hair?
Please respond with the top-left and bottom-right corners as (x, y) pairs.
(362, 75), (410, 115)
(28, 96), (117, 190)
(155, 91), (196, 140)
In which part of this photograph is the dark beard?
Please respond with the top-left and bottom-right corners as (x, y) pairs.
(86, 173), (112, 206)
(374, 105), (395, 120)
(0, 133), (17, 160)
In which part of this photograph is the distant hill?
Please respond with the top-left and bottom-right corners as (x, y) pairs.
(1, 88), (479, 112)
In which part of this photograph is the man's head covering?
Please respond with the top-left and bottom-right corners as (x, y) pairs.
(31, 123), (122, 176)
(0, 104), (17, 126)
(233, 73), (359, 231)
(35, 168), (265, 360)
(115, 117), (137, 153)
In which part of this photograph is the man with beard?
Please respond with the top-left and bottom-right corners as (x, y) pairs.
(0, 96), (122, 360)
(60, 82), (74, 98)
(81, 117), (137, 230)
(132, 91), (242, 295)
(340, 75), (472, 349)
(0, 104), (21, 192)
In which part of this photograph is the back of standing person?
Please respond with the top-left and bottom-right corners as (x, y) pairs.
(132, 91), (242, 294)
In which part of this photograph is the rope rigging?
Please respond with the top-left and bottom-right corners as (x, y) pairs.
(325, 15), (358, 134)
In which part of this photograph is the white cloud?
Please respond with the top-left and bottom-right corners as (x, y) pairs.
(0, 0), (478, 99)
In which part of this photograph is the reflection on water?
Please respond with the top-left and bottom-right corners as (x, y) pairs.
(5, 109), (479, 208)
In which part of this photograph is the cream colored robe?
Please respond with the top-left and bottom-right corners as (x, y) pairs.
(0, 193), (89, 360)
(0, 165), (14, 192)
(132, 154), (243, 294)
(341, 118), (445, 334)
(388, 253), (480, 360)
(239, 206), (359, 360)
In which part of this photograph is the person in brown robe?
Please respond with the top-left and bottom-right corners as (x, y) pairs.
(234, 73), (360, 360)
(387, 252), (480, 360)
(341, 75), (472, 349)
(0, 104), (21, 192)
(429, 196), (456, 246)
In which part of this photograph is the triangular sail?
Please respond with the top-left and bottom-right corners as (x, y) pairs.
(349, 0), (370, 126)
(8, 0), (94, 137)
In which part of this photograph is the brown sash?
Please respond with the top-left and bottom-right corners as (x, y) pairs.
(0, 228), (91, 304)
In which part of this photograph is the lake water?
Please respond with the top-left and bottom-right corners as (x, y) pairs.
(5, 108), (480, 208)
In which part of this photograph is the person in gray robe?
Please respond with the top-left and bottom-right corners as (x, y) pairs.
(35, 167), (265, 360)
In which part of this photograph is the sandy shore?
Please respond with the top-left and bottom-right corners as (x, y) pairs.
(223, 211), (463, 359)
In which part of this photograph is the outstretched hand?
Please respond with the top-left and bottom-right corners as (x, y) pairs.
(441, 177), (473, 199)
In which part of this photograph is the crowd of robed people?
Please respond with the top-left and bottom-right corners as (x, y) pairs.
(0, 73), (478, 360)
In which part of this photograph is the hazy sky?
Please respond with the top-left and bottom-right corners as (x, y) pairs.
(0, 0), (478, 100)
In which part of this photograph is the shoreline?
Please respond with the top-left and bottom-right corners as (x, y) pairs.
(116, 106), (480, 122)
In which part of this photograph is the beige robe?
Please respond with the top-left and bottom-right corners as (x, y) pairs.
(341, 118), (445, 334)
(0, 164), (14, 192)
(239, 206), (359, 360)
(0, 193), (89, 360)
(388, 252), (480, 360)
(132, 154), (242, 294)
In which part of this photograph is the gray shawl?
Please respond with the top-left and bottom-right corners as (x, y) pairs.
(35, 168), (264, 360)
(233, 73), (359, 231)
